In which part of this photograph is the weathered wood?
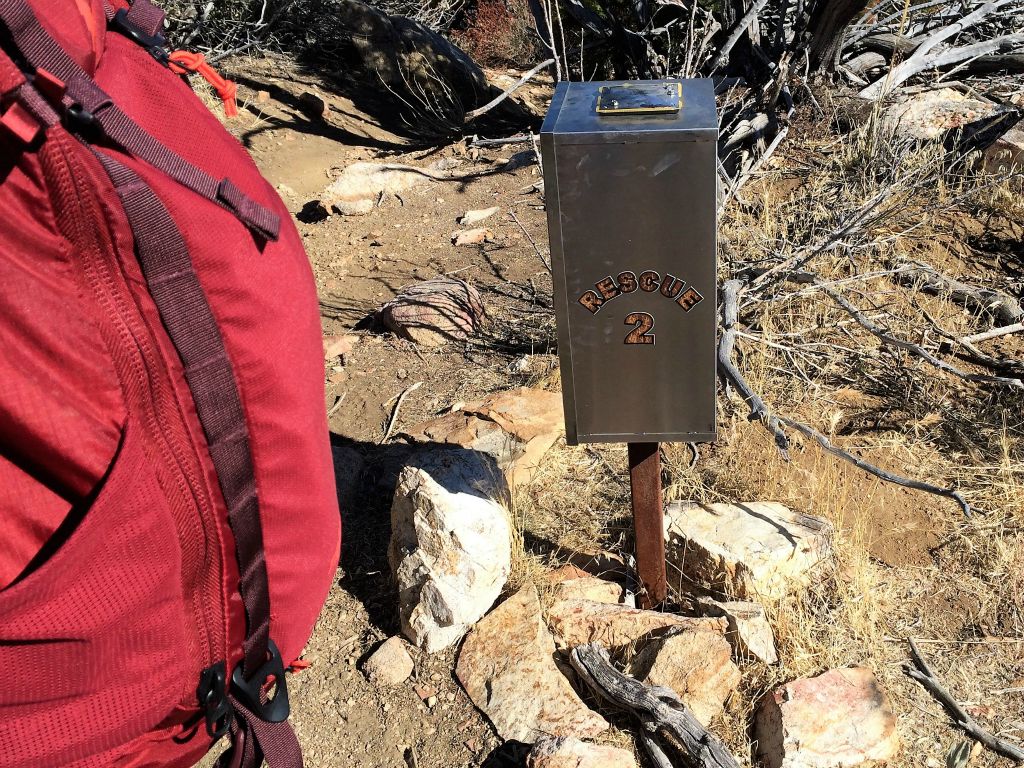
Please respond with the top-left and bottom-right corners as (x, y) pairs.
(804, 0), (872, 71)
(905, 638), (1024, 762)
(569, 643), (741, 768)
(961, 322), (1024, 345)
(861, 0), (1022, 97)
(895, 262), (1024, 326)
(628, 443), (666, 607)
(856, 29), (1024, 76)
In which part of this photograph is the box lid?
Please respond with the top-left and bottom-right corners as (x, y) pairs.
(541, 79), (718, 145)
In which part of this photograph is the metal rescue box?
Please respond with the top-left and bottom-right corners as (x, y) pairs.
(540, 79), (718, 445)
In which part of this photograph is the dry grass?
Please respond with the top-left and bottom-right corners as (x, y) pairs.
(507, 108), (1024, 765)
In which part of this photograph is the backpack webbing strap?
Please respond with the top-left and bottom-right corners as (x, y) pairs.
(95, 150), (277, 676)
(0, 0), (280, 241)
(116, 0), (165, 39)
(95, 152), (301, 767)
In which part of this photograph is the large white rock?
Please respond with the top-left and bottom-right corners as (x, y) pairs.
(755, 667), (899, 768)
(389, 449), (512, 652)
(527, 736), (638, 768)
(664, 502), (832, 601)
(456, 586), (609, 743)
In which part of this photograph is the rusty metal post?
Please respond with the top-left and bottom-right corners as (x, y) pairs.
(628, 442), (666, 608)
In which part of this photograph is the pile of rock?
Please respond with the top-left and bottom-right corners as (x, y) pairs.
(375, 386), (898, 766)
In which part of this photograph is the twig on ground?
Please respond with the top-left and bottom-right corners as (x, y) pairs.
(381, 381), (423, 444)
(905, 637), (1024, 762)
(819, 280), (1024, 390)
(509, 211), (551, 270)
(895, 262), (1024, 326)
(719, 281), (972, 516)
(328, 393), (346, 418)
(779, 418), (971, 515)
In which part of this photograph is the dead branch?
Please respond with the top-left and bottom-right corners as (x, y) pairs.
(464, 59), (555, 121)
(916, 305), (1024, 375)
(855, 32), (1024, 76)
(381, 381), (423, 443)
(895, 262), (1023, 326)
(861, 0), (1023, 98)
(708, 0), (771, 73)
(818, 280), (1024, 390)
(719, 280), (791, 456)
(779, 418), (970, 515)
(719, 279), (972, 516)
(905, 638), (1024, 762)
(569, 643), (741, 768)
(961, 322), (1024, 345)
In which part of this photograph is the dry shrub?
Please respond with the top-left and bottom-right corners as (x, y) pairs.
(451, 0), (540, 68)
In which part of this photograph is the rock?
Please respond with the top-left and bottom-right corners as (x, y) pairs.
(323, 333), (358, 360)
(458, 206), (500, 226)
(456, 585), (608, 742)
(401, 387), (562, 487)
(546, 598), (727, 652)
(527, 736), (638, 768)
(627, 628), (740, 726)
(985, 125), (1024, 173)
(546, 564), (592, 583)
(389, 449), (512, 652)
(322, 157), (462, 216)
(696, 597), (778, 664)
(331, 444), (365, 516)
(298, 199), (330, 223)
(337, 0), (528, 144)
(881, 88), (1017, 142)
(256, 90), (270, 104)
(550, 576), (626, 605)
(379, 277), (485, 347)
(452, 227), (494, 246)
(362, 636), (414, 686)
(664, 502), (832, 601)
(755, 667), (899, 768)
(298, 91), (326, 119)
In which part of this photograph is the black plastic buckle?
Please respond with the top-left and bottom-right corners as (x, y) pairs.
(110, 8), (170, 65)
(230, 639), (290, 723)
(197, 661), (234, 741)
(63, 102), (99, 139)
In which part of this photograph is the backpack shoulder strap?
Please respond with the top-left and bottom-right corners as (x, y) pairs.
(0, 0), (280, 240)
(96, 150), (301, 768)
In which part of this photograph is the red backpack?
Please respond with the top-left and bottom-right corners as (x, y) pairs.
(0, 1), (340, 766)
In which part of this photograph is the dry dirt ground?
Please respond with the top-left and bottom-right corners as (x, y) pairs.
(199, 56), (1024, 768)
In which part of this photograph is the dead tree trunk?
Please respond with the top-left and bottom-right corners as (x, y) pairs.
(804, 0), (871, 71)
